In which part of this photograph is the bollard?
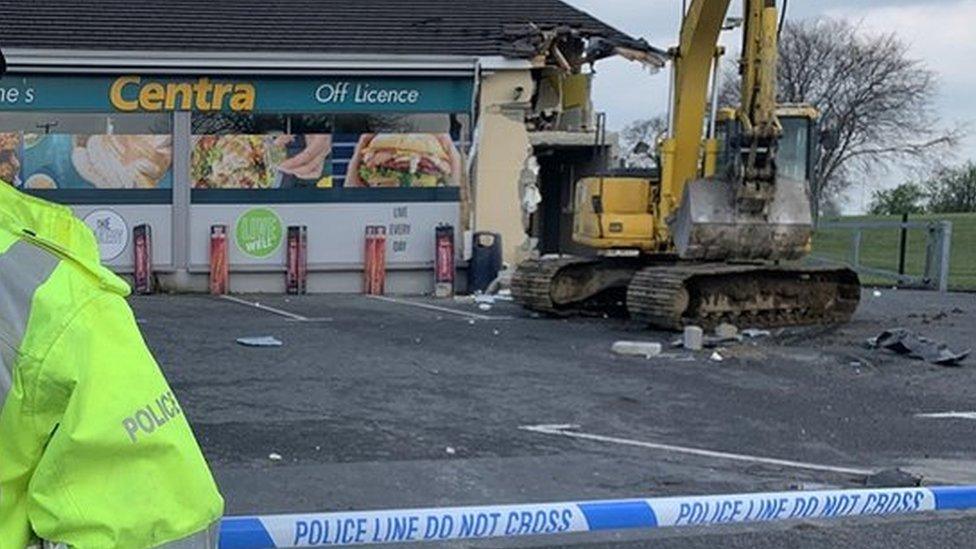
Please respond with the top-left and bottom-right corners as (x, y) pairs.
(434, 224), (455, 298)
(364, 225), (387, 295)
(210, 224), (230, 295)
(286, 226), (308, 295)
(133, 224), (154, 295)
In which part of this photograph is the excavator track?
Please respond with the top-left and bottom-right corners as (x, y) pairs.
(511, 256), (637, 316)
(627, 263), (861, 330)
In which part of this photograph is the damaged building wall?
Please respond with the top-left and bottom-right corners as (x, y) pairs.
(473, 70), (537, 265)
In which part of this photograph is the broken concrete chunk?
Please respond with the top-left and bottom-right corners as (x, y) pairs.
(715, 323), (739, 339)
(709, 351), (724, 362)
(863, 468), (922, 488)
(683, 326), (704, 351)
(612, 341), (663, 359)
(867, 328), (970, 366)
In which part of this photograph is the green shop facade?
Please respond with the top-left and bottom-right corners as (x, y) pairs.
(0, 60), (478, 292)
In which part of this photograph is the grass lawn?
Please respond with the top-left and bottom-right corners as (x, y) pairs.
(811, 213), (976, 291)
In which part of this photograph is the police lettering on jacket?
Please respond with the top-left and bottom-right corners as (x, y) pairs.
(122, 391), (183, 443)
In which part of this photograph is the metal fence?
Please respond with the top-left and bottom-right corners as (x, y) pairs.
(811, 219), (953, 292)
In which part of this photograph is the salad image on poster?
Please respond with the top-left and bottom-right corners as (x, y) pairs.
(192, 134), (333, 189)
(345, 133), (461, 188)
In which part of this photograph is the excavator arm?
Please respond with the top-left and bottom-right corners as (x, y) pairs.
(665, 0), (813, 262)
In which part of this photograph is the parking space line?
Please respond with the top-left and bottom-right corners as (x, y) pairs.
(219, 295), (331, 322)
(520, 424), (872, 477)
(366, 295), (511, 321)
(916, 412), (976, 420)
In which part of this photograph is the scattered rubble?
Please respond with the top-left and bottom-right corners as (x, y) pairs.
(863, 468), (922, 488)
(867, 328), (970, 366)
(612, 341), (663, 359)
(715, 323), (738, 339)
(236, 336), (283, 347)
(709, 351), (725, 362)
(674, 324), (761, 349)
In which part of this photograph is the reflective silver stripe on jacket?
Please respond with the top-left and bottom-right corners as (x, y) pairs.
(0, 240), (59, 410)
(155, 522), (221, 549)
(42, 520), (221, 549)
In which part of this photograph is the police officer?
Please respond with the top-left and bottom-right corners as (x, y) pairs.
(0, 182), (224, 546)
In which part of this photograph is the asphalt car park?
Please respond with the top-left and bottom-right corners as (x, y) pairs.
(131, 289), (976, 547)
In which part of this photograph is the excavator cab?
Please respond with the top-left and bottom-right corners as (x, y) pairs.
(714, 105), (818, 185)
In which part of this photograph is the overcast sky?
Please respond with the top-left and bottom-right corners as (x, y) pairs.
(565, 0), (976, 212)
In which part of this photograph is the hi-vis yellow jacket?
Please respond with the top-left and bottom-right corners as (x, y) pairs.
(0, 182), (224, 548)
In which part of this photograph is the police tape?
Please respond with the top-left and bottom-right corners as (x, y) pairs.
(219, 485), (976, 549)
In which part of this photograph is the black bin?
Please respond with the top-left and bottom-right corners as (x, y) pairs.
(467, 232), (502, 293)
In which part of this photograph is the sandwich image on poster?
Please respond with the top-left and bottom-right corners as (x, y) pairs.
(345, 133), (462, 188)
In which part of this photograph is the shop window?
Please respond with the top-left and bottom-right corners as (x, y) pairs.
(188, 112), (470, 202)
(0, 112), (173, 191)
(191, 113), (334, 189)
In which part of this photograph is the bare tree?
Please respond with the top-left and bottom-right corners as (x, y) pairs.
(619, 115), (667, 167)
(721, 18), (963, 212)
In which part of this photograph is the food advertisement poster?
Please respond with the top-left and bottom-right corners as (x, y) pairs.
(344, 133), (461, 188)
(192, 134), (333, 189)
(0, 131), (173, 189)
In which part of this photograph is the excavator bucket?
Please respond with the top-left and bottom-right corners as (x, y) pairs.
(669, 176), (813, 261)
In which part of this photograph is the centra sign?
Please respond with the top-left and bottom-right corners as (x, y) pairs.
(110, 76), (256, 112)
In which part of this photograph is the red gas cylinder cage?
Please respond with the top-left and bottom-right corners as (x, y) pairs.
(364, 225), (387, 295)
(133, 224), (153, 295)
(286, 225), (308, 295)
(210, 224), (230, 295)
(434, 224), (455, 298)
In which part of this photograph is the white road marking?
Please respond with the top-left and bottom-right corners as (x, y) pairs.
(519, 424), (872, 477)
(915, 412), (976, 420)
(366, 295), (511, 321)
(219, 295), (331, 322)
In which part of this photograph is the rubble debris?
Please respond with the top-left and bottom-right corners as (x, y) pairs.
(709, 351), (725, 362)
(742, 329), (772, 339)
(683, 326), (704, 351)
(673, 325), (746, 349)
(863, 468), (922, 488)
(715, 323), (738, 339)
(236, 336), (283, 347)
(867, 328), (971, 366)
(612, 341), (663, 359)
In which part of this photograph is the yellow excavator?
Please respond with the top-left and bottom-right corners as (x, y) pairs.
(512, 0), (860, 329)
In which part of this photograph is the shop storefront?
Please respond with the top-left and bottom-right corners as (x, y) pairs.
(0, 71), (474, 291)
(0, 0), (664, 293)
